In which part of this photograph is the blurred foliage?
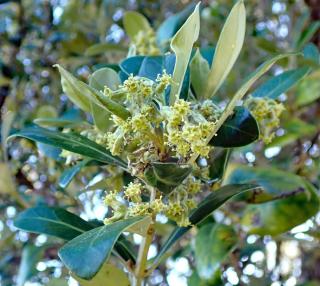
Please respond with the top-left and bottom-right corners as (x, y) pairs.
(0, 0), (320, 286)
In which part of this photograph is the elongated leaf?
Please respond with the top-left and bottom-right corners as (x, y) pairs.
(210, 106), (259, 147)
(34, 118), (86, 128)
(123, 11), (151, 40)
(144, 162), (192, 194)
(14, 207), (94, 240)
(169, 3), (200, 104)
(73, 263), (130, 286)
(89, 68), (120, 132)
(59, 216), (151, 279)
(55, 65), (130, 120)
(17, 245), (43, 286)
(226, 166), (320, 235)
(85, 43), (127, 57)
(296, 21), (320, 50)
(190, 49), (210, 98)
(59, 159), (93, 188)
(252, 67), (310, 99)
(204, 0), (246, 98)
(153, 184), (259, 266)
(195, 223), (237, 280)
(8, 126), (127, 168)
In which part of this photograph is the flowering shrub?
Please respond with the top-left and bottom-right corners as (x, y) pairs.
(7, 1), (320, 285)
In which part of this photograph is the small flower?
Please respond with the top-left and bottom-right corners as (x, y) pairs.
(245, 96), (285, 144)
(124, 182), (142, 203)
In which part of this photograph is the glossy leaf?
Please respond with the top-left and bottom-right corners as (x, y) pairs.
(14, 207), (94, 240)
(59, 216), (151, 279)
(8, 126), (127, 168)
(195, 223), (237, 280)
(190, 49), (210, 98)
(205, 148), (231, 183)
(204, 0), (246, 98)
(153, 184), (259, 266)
(123, 11), (150, 40)
(144, 162), (192, 194)
(59, 159), (93, 188)
(226, 166), (320, 235)
(169, 3), (200, 104)
(251, 67), (310, 99)
(210, 107), (259, 147)
(55, 65), (130, 120)
(73, 263), (130, 286)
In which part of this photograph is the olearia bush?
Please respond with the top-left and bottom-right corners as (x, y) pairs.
(7, 1), (320, 285)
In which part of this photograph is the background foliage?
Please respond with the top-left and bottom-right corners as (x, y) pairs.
(1, 0), (320, 285)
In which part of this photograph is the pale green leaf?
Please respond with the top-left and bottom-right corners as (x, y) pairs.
(54, 65), (130, 120)
(73, 263), (130, 286)
(190, 49), (210, 98)
(204, 0), (246, 98)
(169, 3), (200, 105)
(123, 11), (151, 40)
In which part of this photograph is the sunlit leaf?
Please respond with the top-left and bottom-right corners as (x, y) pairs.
(169, 3), (200, 105)
(204, 0), (246, 98)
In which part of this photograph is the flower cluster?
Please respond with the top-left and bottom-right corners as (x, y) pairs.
(245, 96), (285, 144)
(132, 28), (160, 56)
(104, 177), (202, 227)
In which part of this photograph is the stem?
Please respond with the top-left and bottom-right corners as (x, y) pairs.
(133, 188), (156, 286)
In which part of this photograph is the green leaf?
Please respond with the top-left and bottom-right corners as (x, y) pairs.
(144, 162), (192, 194)
(226, 166), (320, 235)
(296, 69), (320, 106)
(73, 263), (130, 286)
(204, 0), (246, 98)
(153, 184), (259, 266)
(46, 278), (68, 286)
(85, 43), (127, 57)
(190, 49), (210, 98)
(89, 67), (120, 132)
(89, 67), (121, 92)
(58, 216), (151, 279)
(210, 107), (259, 147)
(8, 126), (127, 168)
(17, 244), (43, 286)
(59, 159), (93, 189)
(268, 118), (316, 148)
(54, 65), (130, 120)
(302, 43), (320, 64)
(123, 11), (151, 40)
(34, 117), (86, 128)
(251, 67), (310, 99)
(169, 3), (200, 105)
(14, 207), (94, 240)
(296, 21), (320, 50)
(195, 224), (237, 280)
(205, 148), (231, 183)
(188, 270), (223, 286)
(157, 3), (196, 49)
